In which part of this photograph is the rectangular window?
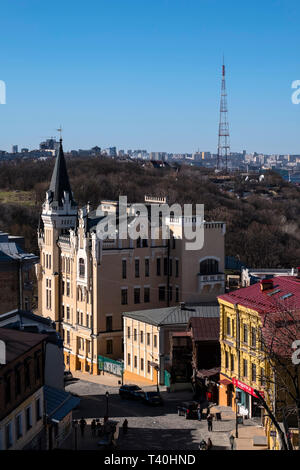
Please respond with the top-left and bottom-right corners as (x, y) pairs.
(66, 306), (70, 321)
(169, 259), (172, 277)
(134, 329), (137, 341)
(67, 331), (70, 344)
(134, 288), (140, 304)
(251, 327), (256, 348)
(175, 259), (179, 277)
(66, 281), (70, 297)
(164, 257), (168, 276)
(5, 422), (13, 449)
(227, 317), (231, 336)
(159, 286), (165, 301)
(225, 351), (229, 369)
(122, 260), (127, 279)
(147, 361), (151, 374)
(147, 333), (150, 346)
(26, 406), (32, 431)
(121, 289), (128, 305)
(230, 354), (234, 372)
(127, 326), (130, 339)
(175, 287), (179, 302)
(144, 287), (150, 303)
(140, 331), (144, 344)
(106, 340), (113, 355)
(231, 319), (234, 337)
(134, 356), (137, 368)
(156, 258), (161, 276)
(141, 358), (144, 371)
(135, 259), (140, 278)
(106, 316), (113, 332)
(243, 324), (248, 344)
(145, 258), (149, 277)
(251, 363), (257, 383)
(15, 414), (23, 440)
(36, 398), (42, 421)
(243, 359), (248, 378)
(154, 335), (157, 348)
(127, 353), (131, 366)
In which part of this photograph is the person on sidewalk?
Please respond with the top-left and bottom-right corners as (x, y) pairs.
(91, 419), (96, 437)
(123, 419), (128, 435)
(207, 413), (213, 432)
(197, 404), (202, 421)
(79, 417), (87, 437)
(229, 435), (235, 450)
(207, 437), (213, 450)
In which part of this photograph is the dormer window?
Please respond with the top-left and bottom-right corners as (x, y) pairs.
(79, 258), (85, 277)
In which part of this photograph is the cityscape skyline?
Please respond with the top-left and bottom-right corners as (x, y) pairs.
(0, 1), (300, 154)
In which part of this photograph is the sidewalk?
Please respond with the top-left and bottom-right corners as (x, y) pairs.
(229, 424), (268, 450)
(72, 370), (168, 390)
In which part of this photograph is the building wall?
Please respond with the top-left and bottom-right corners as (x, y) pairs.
(0, 387), (44, 450)
(123, 316), (160, 385)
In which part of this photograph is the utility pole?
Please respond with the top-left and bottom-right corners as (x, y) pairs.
(217, 57), (230, 172)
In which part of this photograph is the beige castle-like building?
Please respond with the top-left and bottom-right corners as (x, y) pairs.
(36, 140), (226, 375)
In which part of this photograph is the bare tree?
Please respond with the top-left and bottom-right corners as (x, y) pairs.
(257, 299), (300, 450)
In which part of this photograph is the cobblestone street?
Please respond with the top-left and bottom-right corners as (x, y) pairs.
(65, 378), (235, 451)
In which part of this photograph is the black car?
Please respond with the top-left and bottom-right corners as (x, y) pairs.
(119, 384), (142, 399)
(177, 401), (199, 419)
(142, 391), (163, 406)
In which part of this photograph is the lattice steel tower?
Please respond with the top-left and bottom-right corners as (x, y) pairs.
(217, 59), (230, 171)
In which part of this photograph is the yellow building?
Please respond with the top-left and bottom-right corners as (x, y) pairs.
(218, 276), (300, 450)
(36, 139), (226, 376)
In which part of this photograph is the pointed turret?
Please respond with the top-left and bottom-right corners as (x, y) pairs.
(49, 139), (74, 206)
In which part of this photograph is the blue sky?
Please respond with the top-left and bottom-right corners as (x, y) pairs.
(1, 0), (300, 154)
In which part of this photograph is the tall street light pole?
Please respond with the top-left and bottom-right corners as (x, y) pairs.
(235, 397), (239, 438)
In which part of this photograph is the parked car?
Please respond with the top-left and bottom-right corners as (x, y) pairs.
(142, 391), (163, 406)
(64, 370), (73, 382)
(119, 384), (143, 399)
(177, 401), (199, 419)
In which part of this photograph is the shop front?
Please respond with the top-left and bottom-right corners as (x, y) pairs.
(232, 378), (264, 420)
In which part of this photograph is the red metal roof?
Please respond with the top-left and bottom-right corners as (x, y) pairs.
(188, 317), (220, 341)
(218, 276), (300, 314)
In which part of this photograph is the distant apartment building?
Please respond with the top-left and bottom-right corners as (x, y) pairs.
(0, 232), (38, 315)
(150, 152), (167, 162)
(36, 140), (225, 376)
(12, 145), (18, 153)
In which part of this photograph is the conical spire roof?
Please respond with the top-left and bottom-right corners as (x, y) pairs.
(49, 139), (74, 205)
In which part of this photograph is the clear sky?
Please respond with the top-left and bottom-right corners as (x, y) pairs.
(1, 0), (300, 154)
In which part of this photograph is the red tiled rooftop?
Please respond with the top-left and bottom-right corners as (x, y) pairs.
(218, 276), (300, 314)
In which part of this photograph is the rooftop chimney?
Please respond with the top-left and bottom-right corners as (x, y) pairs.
(260, 279), (274, 291)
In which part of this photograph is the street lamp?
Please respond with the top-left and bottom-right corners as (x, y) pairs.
(235, 397), (239, 438)
(105, 391), (109, 422)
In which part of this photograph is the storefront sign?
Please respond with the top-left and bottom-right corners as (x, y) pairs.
(232, 377), (264, 398)
(98, 355), (124, 377)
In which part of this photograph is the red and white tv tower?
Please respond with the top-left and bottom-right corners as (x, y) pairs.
(217, 58), (230, 171)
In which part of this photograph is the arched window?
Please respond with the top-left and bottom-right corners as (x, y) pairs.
(200, 258), (219, 275)
(79, 258), (85, 277)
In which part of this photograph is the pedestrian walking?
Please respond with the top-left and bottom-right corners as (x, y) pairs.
(207, 437), (213, 450)
(197, 404), (202, 421)
(123, 419), (128, 435)
(229, 434), (235, 450)
(207, 413), (213, 432)
(79, 417), (87, 437)
(199, 439), (207, 450)
(91, 419), (96, 437)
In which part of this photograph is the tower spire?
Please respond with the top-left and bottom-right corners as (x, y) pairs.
(217, 57), (230, 171)
(48, 137), (74, 206)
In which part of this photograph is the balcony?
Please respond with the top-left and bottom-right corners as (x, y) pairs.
(197, 272), (225, 291)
